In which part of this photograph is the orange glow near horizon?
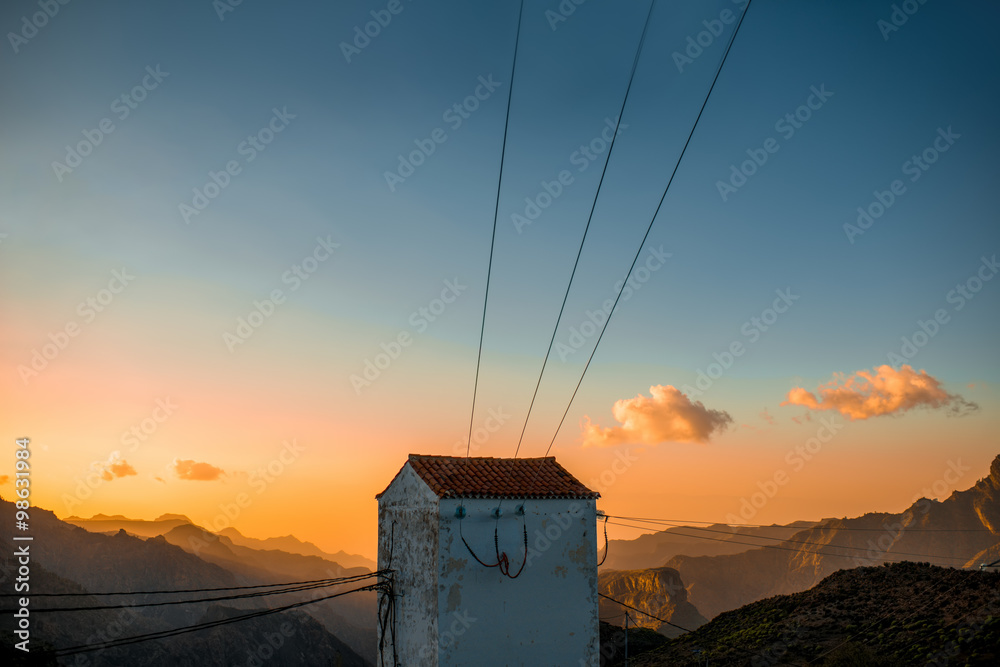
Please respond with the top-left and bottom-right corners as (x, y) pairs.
(6, 391), (996, 561)
(4, 291), (997, 561)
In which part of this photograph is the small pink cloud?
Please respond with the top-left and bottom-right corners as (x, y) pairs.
(173, 459), (225, 481)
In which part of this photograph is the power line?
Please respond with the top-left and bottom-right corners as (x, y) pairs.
(605, 520), (972, 566)
(45, 583), (387, 658)
(466, 0), (524, 458)
(0, 574), (383, 598)
(598, 592), (693, 635)
(604, 515), (995, 532)
(0, 572), (384, 614)
(604, 516), (981, 563)
(542, 0), (753, 456)
(512, 0), (656, 460)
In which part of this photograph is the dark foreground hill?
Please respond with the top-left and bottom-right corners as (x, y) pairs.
(632, 561), (1000, 666)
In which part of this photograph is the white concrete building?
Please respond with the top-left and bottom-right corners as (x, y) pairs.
(376, 454), (601, 666)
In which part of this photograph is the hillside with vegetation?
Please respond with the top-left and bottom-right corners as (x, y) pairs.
(630, 561), (999, 666)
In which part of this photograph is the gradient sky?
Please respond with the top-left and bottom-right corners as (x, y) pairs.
(2, 0), (998, 559)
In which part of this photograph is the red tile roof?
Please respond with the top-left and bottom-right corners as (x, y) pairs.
(379, 455), (599, 500)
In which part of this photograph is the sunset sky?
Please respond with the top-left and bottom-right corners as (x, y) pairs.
(2, 0), (998, 560)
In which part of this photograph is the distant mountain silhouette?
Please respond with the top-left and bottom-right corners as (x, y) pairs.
(218, 526), (376, 571)
(598, 567), (707, 638)
(63, 513), (196, 539)
(158, 523), (377, 656)
(600, 520), (819, 571)
(0, 499), (374, 665)
(632, 561), (1000, 666)
(64, 515), (374, 570)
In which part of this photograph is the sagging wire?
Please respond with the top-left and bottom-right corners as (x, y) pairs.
(598, 512), (609, 566)
(377, 521), (398, 667)
(458, 504), (528, 579)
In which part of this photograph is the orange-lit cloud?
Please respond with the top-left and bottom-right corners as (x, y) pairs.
(582, 385), (733, 447)
(0, 475), (9, 486)
(782, 365), (978, 420)
(760, 409), (776, 426)
(173, 459), (225, 481)
(99, 460), (137, 481)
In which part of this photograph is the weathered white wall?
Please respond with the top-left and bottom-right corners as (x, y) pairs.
(436, 497), (599, 666)
(377, 464), (440, 666)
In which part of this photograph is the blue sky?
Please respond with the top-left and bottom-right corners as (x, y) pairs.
(2, 0), (998, 555)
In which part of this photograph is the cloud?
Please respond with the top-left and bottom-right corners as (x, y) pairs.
(99, 460), (137, 481)
(782, 365), (979, 421)
(173, 459), (225, 481)
(760, 408), (776, 426)
(582, 385), (733, 447)
(90, 453), (137, 482)
(0, 475), (9, 486)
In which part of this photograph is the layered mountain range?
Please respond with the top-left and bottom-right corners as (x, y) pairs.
(1, 501), (377, 666)
(599, 454), (1000, 633)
